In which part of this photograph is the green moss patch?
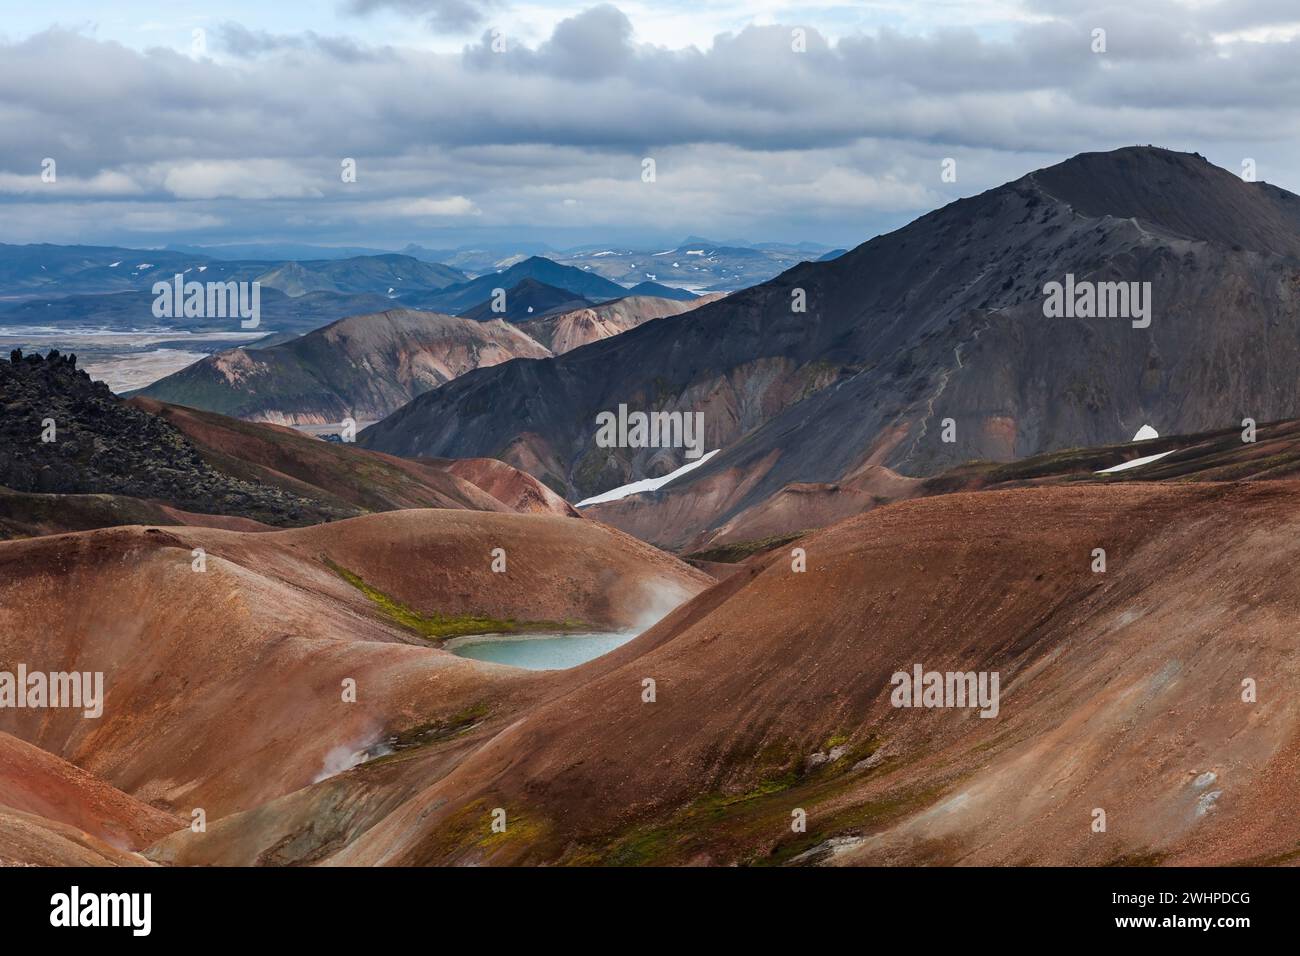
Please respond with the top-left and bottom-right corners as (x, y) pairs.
(685, 531), (808, 565)
(323, 556), (584, 641)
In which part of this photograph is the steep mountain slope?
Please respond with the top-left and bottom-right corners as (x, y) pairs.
(517, 293), (723, 353)
(434, 458), (581, 517)
(137, 309), (551, 425)
(593, 413), (1300, 554)
(457, 278), (593, 322)
(360, 147), (1300, 546)
(140, 398), (578, 519)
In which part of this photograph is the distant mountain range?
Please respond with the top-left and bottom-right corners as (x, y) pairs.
(623, 280), (699, 301)
(550, 240), (834, 292)
(0, 247), (464, 313)
(249, 254), (465, 296)
(0, 287), (395, 335)
(0, 239), (825, 341)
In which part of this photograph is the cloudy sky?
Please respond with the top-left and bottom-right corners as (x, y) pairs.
(2, 0), (1299, 252)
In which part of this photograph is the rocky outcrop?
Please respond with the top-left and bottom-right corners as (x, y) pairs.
(0, 349), (343, 527)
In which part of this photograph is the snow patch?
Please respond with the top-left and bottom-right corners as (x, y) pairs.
(1132, 424), (1159, 441)
(576, 449), (720, 507)
(1095, 449), (1176, 474)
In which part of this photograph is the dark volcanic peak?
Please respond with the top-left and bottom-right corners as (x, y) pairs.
(458, 278), (593, 322)
(1028, 145), (1300, 257)
(0, 349), (342, 526)
(360, 146), (1300, 548)
(407, 255), (629, 314)
(624, 280), (697, 300)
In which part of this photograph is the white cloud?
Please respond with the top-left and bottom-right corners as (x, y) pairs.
(160, 160), (324, 200)
(0, 169), (142, 197)
(364, 195), (481, 217)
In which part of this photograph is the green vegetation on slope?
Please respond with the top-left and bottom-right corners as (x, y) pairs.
(323, 556), (585, 641)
